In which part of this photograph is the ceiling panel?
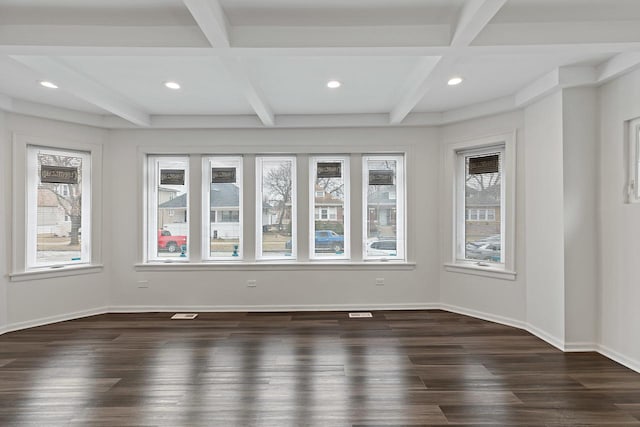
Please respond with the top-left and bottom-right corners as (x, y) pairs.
(0, 56), (108, 114)
(244, 56), (435, 115)
(221, 0), (465, 26)
(61, 56), (255, 115)
(493, 0), (640, 23)
(414, 54), (613, 113)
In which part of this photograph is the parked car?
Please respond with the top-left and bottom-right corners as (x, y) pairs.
(157, 229), (187, 253)
(367, 239), (397, 256)
(285, 230), (344, 252)
(465, 241), (500, 261)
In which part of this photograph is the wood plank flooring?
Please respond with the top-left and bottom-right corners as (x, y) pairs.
(0, 310), (639, 426)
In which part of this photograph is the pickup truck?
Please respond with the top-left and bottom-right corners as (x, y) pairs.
(314, 230), (344, 252)
(158, 230), (187, 253)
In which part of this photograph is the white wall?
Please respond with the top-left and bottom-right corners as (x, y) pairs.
(3, 114), (110, 329)
(599, 68), (640, 370)
(439, 111), (528, 325)
(562, 87), (599, 347)
(524, 92), (566, 345)
(107, 127), (440, 310)
(0, 111), (8, 332)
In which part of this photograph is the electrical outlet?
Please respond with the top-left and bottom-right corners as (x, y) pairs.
(375, 278), (384, 286)
(137, 280), (149, 289)
(247, 279), (257, 287)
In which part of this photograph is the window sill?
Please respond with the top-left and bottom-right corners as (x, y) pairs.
(9, 264), (104, 282)
(135, 261), (416, 272)
(444, 262), (516, 281)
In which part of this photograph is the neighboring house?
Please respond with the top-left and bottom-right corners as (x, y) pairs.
(158, 183), (241, 239)
(367, 188), (397, 237)
(37, 188), (71, 237)
(465, 184), (501, 241)
(158, 186), (178, 205)
(314, 186), (344, 222)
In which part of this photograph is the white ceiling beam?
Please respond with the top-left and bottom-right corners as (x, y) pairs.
(451, 0), (507, 47)
(515, 66), (596, 107)
(10, 56), (151, 127)
(221, 57), (275, 127)
(389, 57), (444, 125)
(183, 0), (231, 48)
(597, 52), (640, 84)
(440, 96), (516, 125)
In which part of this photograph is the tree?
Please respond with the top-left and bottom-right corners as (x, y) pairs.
(264, 162), (292, 226)
(38, 153), (83, 246)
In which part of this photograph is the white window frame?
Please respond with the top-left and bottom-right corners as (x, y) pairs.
(445, 132), (516, 279)
(362, 154), (406, 261)
(10, 134), (103, 281)
(146, 156), (190, 262)
(202, 156), (243, 261)
(26, 145), (92, 269)
(256, 156), (297, 261)
(309, 155), (350, 260)
(628, 118), (640, 203)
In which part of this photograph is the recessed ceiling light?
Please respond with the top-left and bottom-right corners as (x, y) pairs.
(39, 81), (58, 89)
(164, 81), (181, 90)
(327, 80), (341, 89)
(448, 77), (463, 86)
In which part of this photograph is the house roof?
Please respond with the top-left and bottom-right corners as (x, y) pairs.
(159, 183), (240, 209)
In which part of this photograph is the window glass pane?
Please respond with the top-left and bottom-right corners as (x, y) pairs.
(258, 157), (296, 259)
(364, 155), (404, 259)
(311, 157), (348, 258)
(207, 157), (242, 259)
(29, 147), (90, 267)
(151, 157), (189, 259)
(463, 151), (502, 263)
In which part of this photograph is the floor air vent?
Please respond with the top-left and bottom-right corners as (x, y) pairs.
(171, 313), (198, 320)
(349, 312), (373, 318)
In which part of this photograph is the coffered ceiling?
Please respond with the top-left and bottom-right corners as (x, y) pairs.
(0, 0), (639, 129)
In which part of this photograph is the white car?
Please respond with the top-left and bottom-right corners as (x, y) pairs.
(367, 239), (397, 256)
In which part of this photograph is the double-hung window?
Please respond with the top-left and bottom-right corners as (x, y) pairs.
(256, 156), (297, 260)
(447, 131), (517, 281)
(363, 155), (405, 260)
(310, 156), (350, 259)
(26, 146), (91, 268)
(456, 145), (505, 265)
(204, 156), (243, 260)
(147, 156), (189, 260)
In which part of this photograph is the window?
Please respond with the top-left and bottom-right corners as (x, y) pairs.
(363, 155), (405, 260)
(147, 156), (189, 260)
(310, 156), (350, 259)
(256, 156), (296, 259)
(26, 146), (91, 268)
(456, 145), (505, 265)
(204, 156), (243, 259)
(629, 118), (640, 203)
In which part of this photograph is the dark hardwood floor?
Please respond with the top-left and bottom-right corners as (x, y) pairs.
(1, 310), (639, 426)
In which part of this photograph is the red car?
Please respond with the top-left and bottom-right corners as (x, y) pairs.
(157, 230), (187, 253)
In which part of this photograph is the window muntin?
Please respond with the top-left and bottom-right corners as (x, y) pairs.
(256, 156), (296, 260)
(363, 155), (405, 260)
(148, 156), (189, 260)
(457, 146), (505, 265)
(204, 156), (243, 260)
(310, 156), (350, 259)
(27, 146), (91, 269)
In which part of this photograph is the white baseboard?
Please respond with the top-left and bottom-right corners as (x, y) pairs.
(439, 303), (527, 330)
(598, 344), (640, 373)
(2, 306), (108, 335)
(564, 342), (598, 352)
(108, 303), (440, 313)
